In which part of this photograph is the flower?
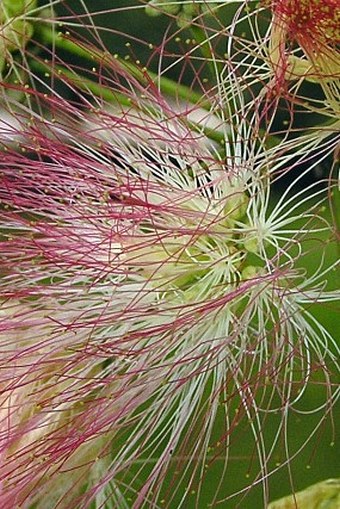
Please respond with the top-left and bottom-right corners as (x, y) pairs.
(0, 2), (339, 508)
(267, 0), (340, 111)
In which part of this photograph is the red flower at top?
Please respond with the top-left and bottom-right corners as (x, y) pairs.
(271, 0), (340, 47)
(268, 0), (340, 101)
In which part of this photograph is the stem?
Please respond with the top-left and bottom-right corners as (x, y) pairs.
(37, 26), (209, 108)
(31, 60), (132, 107)
(30, 59), (227, 147)
(189, 22), (223, 79)
(34, 26), (282, 149)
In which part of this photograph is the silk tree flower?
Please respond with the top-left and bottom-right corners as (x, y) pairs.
(189, 0), (340, 120)
(267, 0), (340, 78)
(263, 0), (340, 114)
(0, 6), (339, 509)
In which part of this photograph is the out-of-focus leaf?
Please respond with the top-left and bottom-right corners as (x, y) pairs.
(268, 479), (340, 509)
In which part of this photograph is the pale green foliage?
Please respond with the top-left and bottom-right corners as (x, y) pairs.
(0, 0), (36, 73)
(0, 0), (37, 21)
(269, 479), (340, 509)
(146, 0), (219, 25)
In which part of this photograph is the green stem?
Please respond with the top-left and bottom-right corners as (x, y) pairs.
(37, 26), (209, 108)
(189, 23), (223, 80)
(30, 59), (227, 146)
(31, 60), (132, 107)
(34, 26), (282, 150)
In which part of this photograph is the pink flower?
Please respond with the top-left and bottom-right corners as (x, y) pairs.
(0, 2), (339, 507)
(267, 0), (340, 110)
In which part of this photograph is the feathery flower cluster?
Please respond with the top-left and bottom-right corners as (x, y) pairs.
(0, 1), (339, 508)
(268, 0), (340, 109)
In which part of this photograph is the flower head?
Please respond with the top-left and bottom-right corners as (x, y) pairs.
(268, 0), (340, 109)
(0, 2), (339, 507)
